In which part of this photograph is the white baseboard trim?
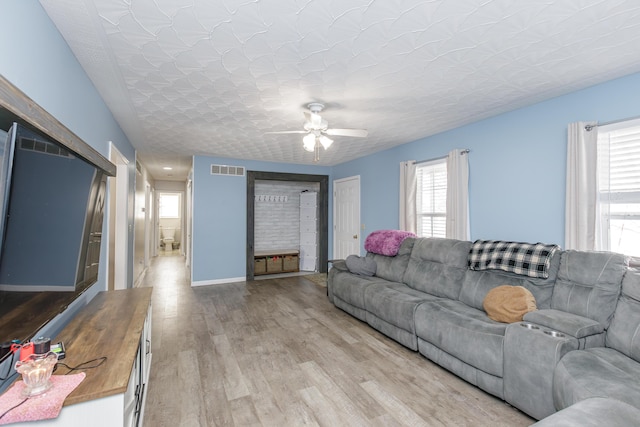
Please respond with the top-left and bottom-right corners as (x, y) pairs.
(191, 276), (245, 287)
(134, 267), (148, 288)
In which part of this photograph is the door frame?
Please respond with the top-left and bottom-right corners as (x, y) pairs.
(156, 190), (185, 254)
(333, 175), (361, 259)
(185, 178), (193, 269)
(246, 171), (329, 281)
(108, 142), (129, 290)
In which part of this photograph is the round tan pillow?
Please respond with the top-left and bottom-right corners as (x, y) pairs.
(483, 285), (537, 323)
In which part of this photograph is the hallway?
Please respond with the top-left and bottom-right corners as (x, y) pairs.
(139, 255), (531, 427)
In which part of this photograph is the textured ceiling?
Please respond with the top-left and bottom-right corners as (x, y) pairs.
(39, 0), (640, 181)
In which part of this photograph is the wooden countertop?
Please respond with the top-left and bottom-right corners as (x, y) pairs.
(52, 287), (152, 406)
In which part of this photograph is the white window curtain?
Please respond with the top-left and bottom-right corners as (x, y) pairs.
(445, 149), (470, 240)
(399, 160), (417, 233)
(565, 121), (598, 250)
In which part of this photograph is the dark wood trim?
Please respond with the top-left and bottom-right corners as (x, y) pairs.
(246, 171), (329, 281)
(0, 74), (116, 176)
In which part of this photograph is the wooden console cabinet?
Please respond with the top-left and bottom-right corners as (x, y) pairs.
(19, 287), (152, 427)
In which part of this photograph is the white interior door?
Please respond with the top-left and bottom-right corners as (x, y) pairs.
(333, 176), (361, 259)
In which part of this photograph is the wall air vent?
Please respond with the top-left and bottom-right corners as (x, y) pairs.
(211, 164), (245, 176)
(19, 136), (74, 158)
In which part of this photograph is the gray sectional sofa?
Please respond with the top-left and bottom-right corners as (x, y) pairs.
(327, 236), (640, 425)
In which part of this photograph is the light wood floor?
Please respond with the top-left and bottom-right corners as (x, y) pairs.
(141, 255), (534, 427)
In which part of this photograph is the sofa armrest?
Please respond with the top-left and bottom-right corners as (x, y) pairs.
(523, 309), (603, 338)
(329, 259), (348, 272)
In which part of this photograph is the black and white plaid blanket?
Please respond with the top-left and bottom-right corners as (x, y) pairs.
(468, 240), (559, 279)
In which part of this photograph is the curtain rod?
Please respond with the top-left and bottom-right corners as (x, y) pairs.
(417, 149), (469, 164)
(584, 115), (640, 131)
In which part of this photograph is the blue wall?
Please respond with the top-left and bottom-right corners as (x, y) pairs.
(192, 156), (330, 283)
(334, 72), (640, 251)
(5, 2), (640, 291)
(0, 1), (135, 337)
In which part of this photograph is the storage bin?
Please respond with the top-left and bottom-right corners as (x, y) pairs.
(254, 258), (266, 274)
(300, 207), (316, 221)
(300, 192), (317, 207)
(300, 244), (316, 258)
(300, 256), (317, 271)
(283, 255), (299, 271)
(300, 232), (316, 246)
(266, 256), (282, 273)
(300, 220), (316, 234)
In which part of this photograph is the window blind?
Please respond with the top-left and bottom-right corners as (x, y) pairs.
(597, 123), (640, 257)
(416, 160), (447, 238)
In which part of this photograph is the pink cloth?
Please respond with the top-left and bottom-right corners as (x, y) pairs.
(0, 373), (85, 425)
(364, 230), (416, 256)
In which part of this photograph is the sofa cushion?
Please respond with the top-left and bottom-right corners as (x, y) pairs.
(552, 250), (626, 327)
(345, 255), (377, 276)
(364, 282), (441, 350)
(553, 347), (640, 411)
(483, 285), (536, 323)
(414, 299), (507, 377)
(364, 282), (441, 334)
(531, 397), (640, 427)
(460, 264), (559, 313)
(330, 269), (387, 312)
(402, 238), (471, 299)
(606, 268), (640, 362)
(367, 237), (415, 283)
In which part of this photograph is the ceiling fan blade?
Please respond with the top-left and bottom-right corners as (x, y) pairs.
(325, 128), (368, 137)
(265, 130), (308, 134)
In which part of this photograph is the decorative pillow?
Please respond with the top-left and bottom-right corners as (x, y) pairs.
(364, 230), (416, 256)
(345, 255), (377, 276)
(483, 285), (537, 323)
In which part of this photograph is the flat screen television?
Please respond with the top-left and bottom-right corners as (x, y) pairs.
(0, 122), (106, 291)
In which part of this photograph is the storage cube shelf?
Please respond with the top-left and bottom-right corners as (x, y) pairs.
(254, 250), (299, 275)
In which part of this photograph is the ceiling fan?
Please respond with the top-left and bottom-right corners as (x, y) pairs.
(268, 103), (368, 162)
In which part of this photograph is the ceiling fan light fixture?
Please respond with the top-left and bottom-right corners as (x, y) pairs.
(302, 134), (316, 152)
(319, 135), (333, 149)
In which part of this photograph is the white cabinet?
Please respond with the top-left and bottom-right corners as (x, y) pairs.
(18, 288), (152, 427)
(299, 192), (317, 271)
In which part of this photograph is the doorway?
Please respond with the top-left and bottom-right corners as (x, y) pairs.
(246, 171), (329, 281)
(158, 192), (183, 256)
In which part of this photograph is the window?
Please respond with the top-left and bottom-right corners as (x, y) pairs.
(597, 120), (640, 258)
(159, 193), (181, 218)
(416, 159), (447, 238)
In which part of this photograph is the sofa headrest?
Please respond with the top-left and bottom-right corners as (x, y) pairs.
(622, 268), (640, 302)
(606, 267), (640, 362)
(552, 250), (627, 326)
